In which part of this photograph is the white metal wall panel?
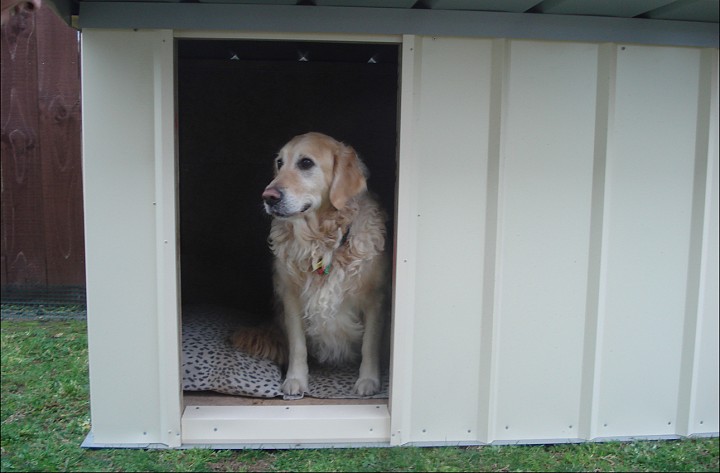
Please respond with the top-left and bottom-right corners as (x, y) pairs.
(407, 36), (494, 444)
(81, 29), (180, 446)
(402, 37), (718, 445)
(693, 150), (719, 433)
(688, 50), (719, 436)
(592, 45), (702, 439)
(81, 29), (719, 446)
(182, 404), (390, 445)
(690, 135), (719, 435)
(389, 36), (420, 447)
(490, 40), (599, 442)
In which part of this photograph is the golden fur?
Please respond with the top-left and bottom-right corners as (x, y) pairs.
(232, 132), (388, 397)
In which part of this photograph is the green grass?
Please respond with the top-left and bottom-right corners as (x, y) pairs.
(1, 318), (718, 472)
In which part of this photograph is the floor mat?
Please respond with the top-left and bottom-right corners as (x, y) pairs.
(182, 305), (389, 400)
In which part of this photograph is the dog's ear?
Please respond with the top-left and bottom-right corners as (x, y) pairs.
(330, 144), (367, 210)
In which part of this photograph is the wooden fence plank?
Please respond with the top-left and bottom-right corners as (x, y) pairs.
(1, 8), (85, 294)
(36, 9), (84, 286)
(1, 10), (47, 287)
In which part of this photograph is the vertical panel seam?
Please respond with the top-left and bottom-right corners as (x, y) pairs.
(578, 42), (616, 441)
(483, 38), (510, 444)
(390, 34), (419, 446)
(153, 30), (183, 448)
(677, 48), (719, 437)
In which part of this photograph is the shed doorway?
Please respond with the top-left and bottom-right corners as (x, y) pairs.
(177, 39), (399, 410)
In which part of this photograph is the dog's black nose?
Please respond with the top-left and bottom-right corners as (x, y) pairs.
(262, 187), (282, 206)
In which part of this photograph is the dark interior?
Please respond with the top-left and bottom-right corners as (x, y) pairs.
(177, 39), (399, 321)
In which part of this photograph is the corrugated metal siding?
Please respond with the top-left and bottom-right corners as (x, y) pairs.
(593, 44), (699, 439)
(81, 29), (181, 446)
(81, 30), (718, 446)
(401, 36), (718, 444)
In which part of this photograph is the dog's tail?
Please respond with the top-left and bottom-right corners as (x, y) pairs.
(230, 324), (288, 366)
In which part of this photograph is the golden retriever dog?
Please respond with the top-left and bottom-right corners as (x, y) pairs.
(233, 132), (388, 397)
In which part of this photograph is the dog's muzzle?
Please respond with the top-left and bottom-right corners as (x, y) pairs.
(262, 186), (284, 216)
(262, 186), (282, 208)
(262, 187), (311, 217)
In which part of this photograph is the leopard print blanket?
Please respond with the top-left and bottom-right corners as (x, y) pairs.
(182, 305), (389, 400)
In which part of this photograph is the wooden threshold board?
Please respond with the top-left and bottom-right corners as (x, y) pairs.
(184, 391), (389, 407)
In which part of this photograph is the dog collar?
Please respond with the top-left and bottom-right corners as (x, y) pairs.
(310, 225), (352, 276)
(312, 260), (331, 275)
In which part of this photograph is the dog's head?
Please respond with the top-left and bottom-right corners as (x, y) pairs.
(262, 132), (367, 219)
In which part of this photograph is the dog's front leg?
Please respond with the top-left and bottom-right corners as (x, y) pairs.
(281, 294), (309, 397)
(355, 297), (384, 396)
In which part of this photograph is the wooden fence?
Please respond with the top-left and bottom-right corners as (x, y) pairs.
(1, 8), (84, 303)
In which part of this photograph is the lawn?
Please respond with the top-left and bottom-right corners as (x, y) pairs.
(1, 318), (718, 472)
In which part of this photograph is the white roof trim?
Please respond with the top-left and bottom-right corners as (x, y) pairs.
(78, 3), (718, 48)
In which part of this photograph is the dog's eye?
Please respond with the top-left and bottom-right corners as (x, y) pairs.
(297, 157), (315, 171)
(276, 158), (284, 170)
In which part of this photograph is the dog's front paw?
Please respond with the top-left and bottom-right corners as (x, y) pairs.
(354, 377), (380, 396)
(282, 377), (309, 397)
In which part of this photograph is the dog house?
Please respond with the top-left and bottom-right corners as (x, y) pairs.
(49, 0), (719, 448)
